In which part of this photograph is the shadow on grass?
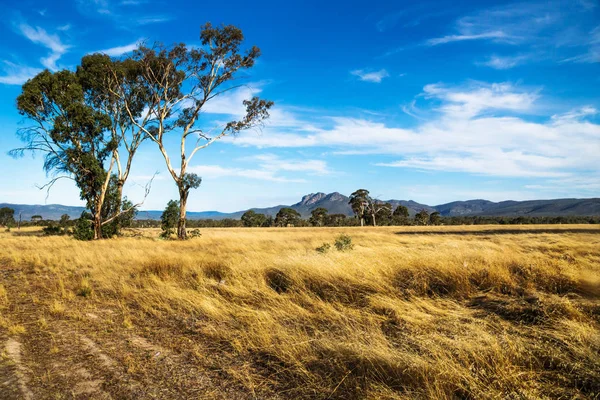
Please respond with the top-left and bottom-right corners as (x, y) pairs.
(9, 230), (46, 237)
(395, 228), (600, 235)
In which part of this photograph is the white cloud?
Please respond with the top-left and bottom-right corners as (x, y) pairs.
(427, 31), (510, 46)
(95, 39), (143, 56)
(188, 154), (330, 183)
(479, 54), (531, 69)
(422, 82), (539, 119)
(17, 23), (69, 71)
(226, 82), (600, 180)
(350, 69), (389, 83)
(0, 62), (42, 85)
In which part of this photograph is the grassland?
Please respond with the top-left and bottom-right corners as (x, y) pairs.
(0, 225), (599, 399)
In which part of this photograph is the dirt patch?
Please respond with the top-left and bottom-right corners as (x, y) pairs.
(4, 339), (34, 400)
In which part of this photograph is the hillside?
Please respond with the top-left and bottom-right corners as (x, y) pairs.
(2, 195), (599, 221)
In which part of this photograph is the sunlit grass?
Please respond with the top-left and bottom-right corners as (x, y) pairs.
(1, 225), (599, 398)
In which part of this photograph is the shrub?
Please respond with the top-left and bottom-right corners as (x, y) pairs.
(315, 243), (331, 253)
(334, 234), (354, 251)
(43, 225), (64, 236)
(189, 229), (202, 238)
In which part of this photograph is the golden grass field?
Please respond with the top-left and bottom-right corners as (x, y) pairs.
(0, 225), (599, 399)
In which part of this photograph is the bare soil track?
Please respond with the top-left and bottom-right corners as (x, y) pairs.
(0, 267), (253, 399)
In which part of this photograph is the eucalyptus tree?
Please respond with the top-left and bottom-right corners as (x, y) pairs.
(122, 23), (273, 239)
(349, 189), (371, 227)
(12, 55), (150, 239)
(309, 207), (328, 227)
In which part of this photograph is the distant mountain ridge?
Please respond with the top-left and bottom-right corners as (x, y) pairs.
(2, 194), (599, 221)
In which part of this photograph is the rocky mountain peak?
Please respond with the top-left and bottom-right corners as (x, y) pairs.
(298, 192), (327, 206)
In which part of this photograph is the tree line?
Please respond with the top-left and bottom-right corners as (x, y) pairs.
(11, 23), (272, 240)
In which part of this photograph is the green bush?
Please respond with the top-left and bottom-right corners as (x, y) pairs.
(189, 229), (202, 238)
(316, 243), (331, 253)
(42, 225), (65, 236)
(334, 235), (354, 251)
(73, 213), (94, 241)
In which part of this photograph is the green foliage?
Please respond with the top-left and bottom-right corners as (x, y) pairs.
(374, 203), (393, 226)
(315, 242), (331, 253)
(349, 189), (371, 226)
(188, 229), (202, 238)
(334, 235), (354, 251)
(275, 208), (301, 227)
(0, 207), (16, 227)
(161, 200), (180, 238)
(42, 225), (65, 236)
(415, 209), (430, 226)
(241, 210), (268, 227)
(393, 205), (409, 218)
(309, 207), (328, 227)
(73, 212), (94, 241)
(429, 211), (442, 225)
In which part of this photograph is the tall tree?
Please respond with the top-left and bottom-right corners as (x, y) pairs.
(349, 189), (371, 227)
(12, 55), (150, 240)
(14, 69), (113, 239)
(123, 23), (273, 239)
(78, 54), (151, 217)
(309, 207), (328, 227)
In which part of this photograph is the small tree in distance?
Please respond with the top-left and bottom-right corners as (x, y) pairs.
(349, 189), (371, 227)
(415, 209), (430, 226)
(275, 208), (301, 227)
(0, 207), (16, 227)
(429, 211), (442, 226)
(241, 210), (267, 227)
(309, 207), (328, 227)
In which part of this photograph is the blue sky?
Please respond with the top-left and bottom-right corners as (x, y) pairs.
(0, 0), (599, 212)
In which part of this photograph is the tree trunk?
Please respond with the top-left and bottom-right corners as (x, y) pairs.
(360, 217), (364, 227)
(177, 188), (188, 240)
(372, 212), (377, 227)
(93, 211), (102, 240)
(115, 180), (124, 216)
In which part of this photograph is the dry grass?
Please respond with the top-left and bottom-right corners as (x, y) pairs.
(0, 225), (599, 399)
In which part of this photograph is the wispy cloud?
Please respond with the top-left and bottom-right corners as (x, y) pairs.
(350, 69), (389, 83)
(76, 0), (171, 27)
(561, 25), (600, 64)
(478, 54), (532, 69)
(427, 31), (510, 46)
(0, 61), (42, 85)
(95, 39), (143, 56)
(136, 16), (171, 25)
(16, 23), (69, 70)
(424, 2), (600, 65)
(188, 154), (330, 183)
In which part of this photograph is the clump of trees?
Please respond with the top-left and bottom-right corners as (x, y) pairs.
(12, 23), (272, 241)
(275, 208), (301, 227)
(241, 210), (271, 227)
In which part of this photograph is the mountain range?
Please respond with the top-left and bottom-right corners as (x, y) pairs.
(2, 193), (600, 221)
